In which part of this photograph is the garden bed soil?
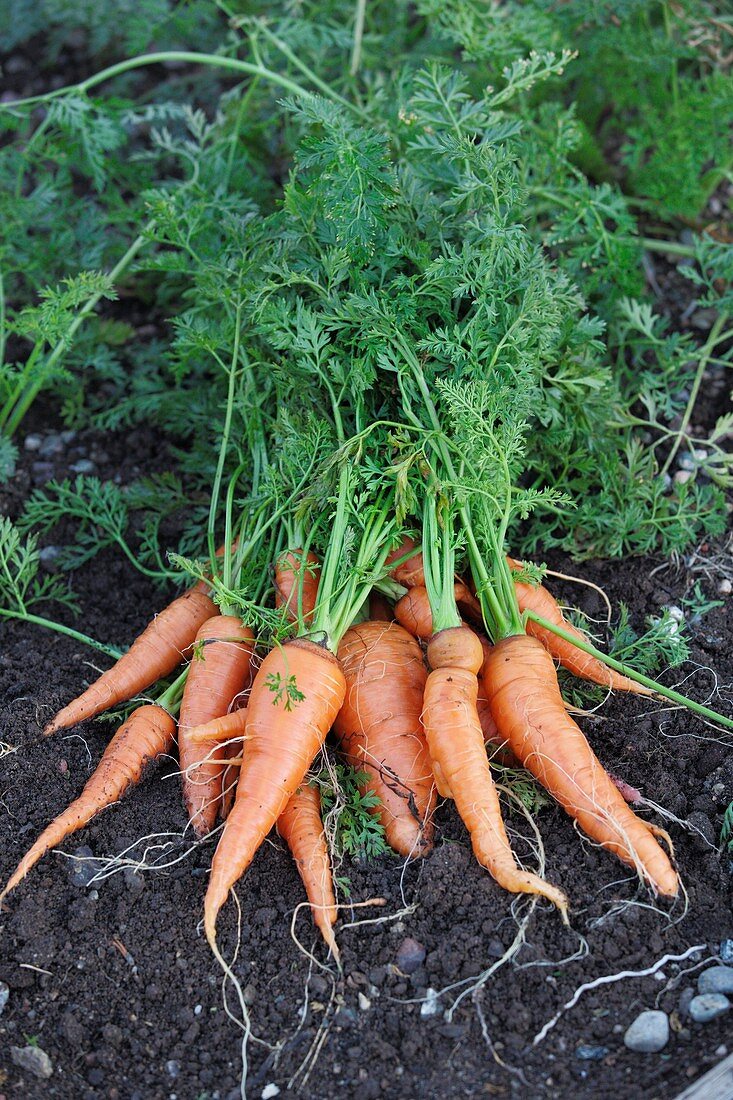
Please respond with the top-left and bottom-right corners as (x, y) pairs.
(1, 420), (732, 1100)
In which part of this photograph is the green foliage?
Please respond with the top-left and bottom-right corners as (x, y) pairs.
(317, 765), (389, 860)
(0, 517), (79, 616)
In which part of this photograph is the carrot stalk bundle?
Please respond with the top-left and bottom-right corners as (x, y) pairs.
(44, 589), (217, 735)
(277, 783), (340, 959)
(483, 635), (679, 896)
(508, 559), (653, 696)
(423, 626), (568, 914)
(333, 621), (436, 858)
(177, 616), (254, 838)
(2, 704), (176, 898)
(204, 638), (346, 946)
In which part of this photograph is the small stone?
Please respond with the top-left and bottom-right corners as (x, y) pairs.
(57, 759), (68, 774)
(11, 1045), (53, 1079)
(716, 1045), (728, 1057)
(357, 992), (371, 1011)
(61, 430), (77, 444)
(677, 454), (696, 471)
(718, 580), (732, 597)
(68, 845), (101, 888)
(395, 938), (426, 974)
(689, 994), (730, 1023)
(678, 987), (695, 1017)
(194, 1005), (202, 1016)
(420, 987), (440, 1018)
(261, 1086), (280, 1100)
(24, 434), (42, 451)
(720, 941), (733, 963)
(0, 982), (9, 1015)
(122, 867), (145, 896)
(39, 434), (64, 458)
(623, 1010), (669, 1053)
(166, 1061), (180, 1079)
(70, 459), (95, 474)
(674, 470), (693, 485)
(699, 966), (733, 996)
(243, 984), (256, 1007)
(39, 545), (61, 571)
(575, 1045), (608, 1061)
(31, 462), (55, 484)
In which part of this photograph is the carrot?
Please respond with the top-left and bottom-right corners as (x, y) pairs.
(277, 782), (340, 959)
(219, 738), (241, 823)
(507, 558), (653, 696)
(2, 704), (175, 898)
(43, 588), (217, 735)
(385, 536), (425, 587)
(188, 707), (248, 745)
(204, 638), (346, 945)
(422, 626), (568, 913)
(178, 616), (254, 838)
(333, 621), (436, 857)
(482, 634), (678, 896)
(274, 548), (321, 624)
(395, 582), (481, 640)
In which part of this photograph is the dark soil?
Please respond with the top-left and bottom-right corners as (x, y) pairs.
(1, 419), (733, 1100)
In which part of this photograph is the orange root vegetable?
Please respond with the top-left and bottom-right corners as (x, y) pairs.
(274, 548), (321, 624)
(277, 783), (340, 959)
(219, 739), (241, 823)
(507, 558), (653, 696)
(395, 583), (480, 640)
(385, 536), (425, 588)
(334, 622), (436, 858)
(483, 634), (678, 896)
(178, 617), (254, 838)
(44, 589), (217, 735)
(423, 627), (568, 914)
(204, 639), (346, 945)
(188, 708), (248, 745)
(2, 704), (175, 898)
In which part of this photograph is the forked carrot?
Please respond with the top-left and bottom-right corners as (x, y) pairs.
(274, 548), (321, 624)
(483, 634), (679, 896)
(277, 783), (340, 959)
(423, 626), (568, 914)
(44, 589), (216, 735)
(178, 617), (254, 837)
(333, 621), (436, 857)
(2, 704), (176, 898)
(204, 638), (346, 946)
(188, 707), (248, 745)
(507, 558), (654, 696)
(385, 536), (425, 588)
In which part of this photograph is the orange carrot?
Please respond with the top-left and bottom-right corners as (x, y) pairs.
(204, 638), (346, 945)
(2, 704), (175, 898)
(219, 738), (241, 823)
(507, 558), (653, 695)
(178, 617), (254, 838)
(44, 589), (217, 735)
(277, 783), (340, 959)
(274, 548), (321, 624)
(395, 582), (479, 640)
(423, 626), (568, 913)
(385, 536), (425, 588)
(333, 621), (436, 857)
(188, 707), (248, 745)
(483, 634), (678, 896)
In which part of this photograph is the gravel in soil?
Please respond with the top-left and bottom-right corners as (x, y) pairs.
(1, 419), (733, 1100)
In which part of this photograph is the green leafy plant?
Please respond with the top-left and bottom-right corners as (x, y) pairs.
(317, 764), (389, 859)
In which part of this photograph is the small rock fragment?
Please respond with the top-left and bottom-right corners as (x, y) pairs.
(69, 845), (102, 888)
(678, 987), (695, 1017)
(0, 982), (9, 1015)
(395, 937), (426, 974)
(698, 966), (733, 996)
(420, 987), (440, 1018)
(575, 1045), (608, 1061)
(24, 434), (42, 451)
(358, 992), (371, 1011)
(11, 1045), (53, 1079)
(70, 459), (95, 474)
(261, 1085), (280, 1099)
(689, 994), (730, 1023)
(718, 580), (732, 597)
(623, 1010), (669, 1053)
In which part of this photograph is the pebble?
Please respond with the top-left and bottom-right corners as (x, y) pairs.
(699, 966), (733, 996)
(357, 992), (371, 1011)
(623, 1010), (669, 1053)
(243, 984), (256, 1007)
(39, 545), (61, 571)
(38, 434), (64, 458)
(24, 434), (42, 451)
(420, 987), (440, 1018)
(674, 470), (693, 485)
(31, 461), (55, 484)
(261, 1087), (280, 1100)
(0, 982), (9, 1015)
(68, 845), (101, 888)
(677, 454), (696, 471)
(718, 580), (732, 597)
(395, 938), (426, 974)
(166, 1061), (180, 1079)
(575, 1045), (608, 1061)
(689, 994), (730, 1023)
(720, 940), (733, 963)
(70, 459), (95, 474)
(10, 1045), (53, 1079)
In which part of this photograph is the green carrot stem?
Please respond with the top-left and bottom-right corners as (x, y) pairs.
(524, 610), (733, 731)
(156, 666), (188, 716)
(0, 608), (122, 659)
